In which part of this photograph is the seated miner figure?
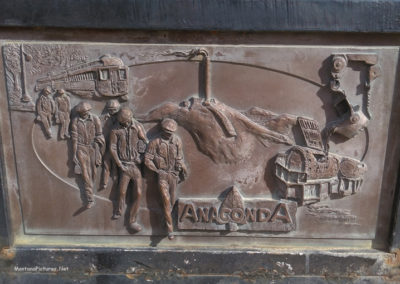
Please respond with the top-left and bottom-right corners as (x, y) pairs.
(145, 118), (188, 240)
(109, 107), (147, 232)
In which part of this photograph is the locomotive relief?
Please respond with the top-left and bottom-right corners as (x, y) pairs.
(35, 55), (129, 100)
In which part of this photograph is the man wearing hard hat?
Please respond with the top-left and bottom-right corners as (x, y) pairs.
(70, 101), (105, 209)
(99, 100), (121, 191)
(54, 89), (71, 140)
(35, 86), (55, 138)
(109, 107), (147, 232)
(145, 118), (188, 240)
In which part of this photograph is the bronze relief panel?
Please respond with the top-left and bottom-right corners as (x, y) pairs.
(1, 42), (395, 242)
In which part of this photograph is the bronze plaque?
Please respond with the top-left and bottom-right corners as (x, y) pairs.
(0, 42), (396, 245)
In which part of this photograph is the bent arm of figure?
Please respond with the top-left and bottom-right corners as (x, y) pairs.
(36, 107), (45, 119)
(109, 131), (124, 169)
(36, 101), (44, 119)
(36, 98), (42, 116)
(70, 121), (78, 164)
(94, 116), (103, 137)
(136, 121), (148, 143)
(71, 139), (79, 173)
(71, 137), (78, 164)
(176, 136), (184, 161)
(94, 116), (105, 147)
(175, 137), (186, 168)
(66, 96), (70, 112)
(95, 134), (105, 147)
(177, 160), (188, 179)
(51, 100), (56, 115)
(54, 102), (60, 123)
(175, 138), (188, 178)
(144, 141), (159, 173)
(144, 156), (158, 173)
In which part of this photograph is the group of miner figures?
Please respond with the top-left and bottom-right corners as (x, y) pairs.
(36, 86), (71, 139)
(35, 87), (188, 240)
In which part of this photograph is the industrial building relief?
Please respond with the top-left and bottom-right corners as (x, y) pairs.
(1, 43), (383, 240)
(275, 116), (367, 206)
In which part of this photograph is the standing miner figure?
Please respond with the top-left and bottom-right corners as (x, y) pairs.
(71, 102), (105, 209)
(110, 107), (147, 231)
(54, 89), (71, 139)
(145, 118), (188, 240)
(99, 100), (121, 191)
(35, 86), (55, 138)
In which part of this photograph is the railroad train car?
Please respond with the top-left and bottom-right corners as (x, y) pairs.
(35, 55), (129, 100)
(274, 117), (367, 206)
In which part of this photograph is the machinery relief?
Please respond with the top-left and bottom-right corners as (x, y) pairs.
(1, 42), (389, 242)
(324, 53), (380, 147)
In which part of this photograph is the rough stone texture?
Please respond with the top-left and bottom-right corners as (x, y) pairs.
(0, 274), (397, 284)
(0, 172), (9, 248)
(3, 248), (306, 275)
(2, 0), (400, 33)
(0, 248), (399, 283)
(391, 174), (400, 250)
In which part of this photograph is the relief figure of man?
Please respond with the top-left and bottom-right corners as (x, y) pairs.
(54, 89), (71, 139)
(70, 102), (105, 209)
(36, 86), (55, 138)
(110, 107), (147, 231)
(99, 100), (121, 191)
(145, 118), (188, 240)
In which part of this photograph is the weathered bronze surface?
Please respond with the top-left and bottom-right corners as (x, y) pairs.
(0, 42), (396, 244)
